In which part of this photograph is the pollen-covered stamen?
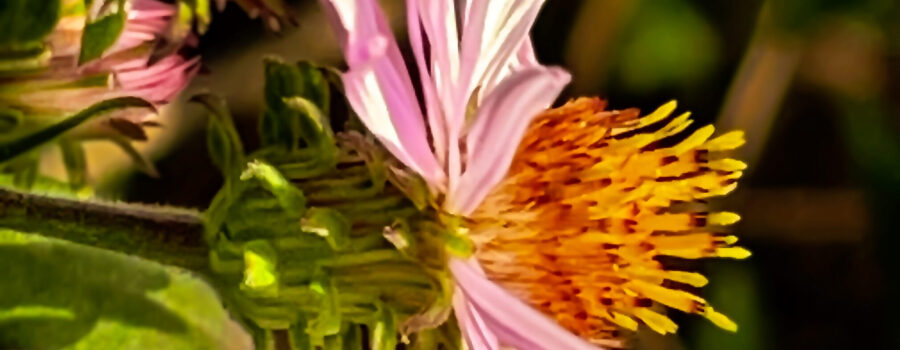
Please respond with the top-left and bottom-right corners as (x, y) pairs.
(467, 97), (749, 345)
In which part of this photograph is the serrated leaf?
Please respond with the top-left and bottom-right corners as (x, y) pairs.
(0, 228), (249, 350)
(0, 96), (155, 163)
(79, 0), (127, 64)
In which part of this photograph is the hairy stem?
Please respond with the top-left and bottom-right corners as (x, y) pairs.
(0, 187), (210, 274)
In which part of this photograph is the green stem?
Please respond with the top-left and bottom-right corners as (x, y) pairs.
(0, 187), (210, 274)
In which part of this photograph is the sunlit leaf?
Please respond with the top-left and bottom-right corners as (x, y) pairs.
(0, 228), (250, 350)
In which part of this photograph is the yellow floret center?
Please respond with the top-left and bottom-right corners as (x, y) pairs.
(467, 97), (749, 346)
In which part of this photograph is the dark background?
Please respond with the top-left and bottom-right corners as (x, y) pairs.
(99, 1), (900, 349)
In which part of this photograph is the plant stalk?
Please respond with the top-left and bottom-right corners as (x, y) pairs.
(0, 187), (210, 274)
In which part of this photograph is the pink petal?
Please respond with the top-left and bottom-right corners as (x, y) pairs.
(450, 258), (602, 350)
(456, 0), (547, 127)
(317, 0), (405, 70)
(320, 0), (446, 189)
(454, 287), (500, 350)
(406, 0), (449, 167)
(341, 38), (445, 187)
(445, 0), (549, 196)
(448, 66), (570, 215)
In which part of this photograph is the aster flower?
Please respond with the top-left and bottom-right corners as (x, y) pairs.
(0, 0), (200, 180)
(320, 1), (749, 349)
(2, 0), (199, 118)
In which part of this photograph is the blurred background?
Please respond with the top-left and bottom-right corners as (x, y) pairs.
(67, 0), (900, 349)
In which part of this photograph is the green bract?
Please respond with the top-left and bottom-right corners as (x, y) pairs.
(201, 59), (461, 349)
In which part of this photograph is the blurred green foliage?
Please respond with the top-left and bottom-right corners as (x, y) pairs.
(0, 229), (237, 349)
(0, 0), (60, 51)
(616, 0), (719, 92)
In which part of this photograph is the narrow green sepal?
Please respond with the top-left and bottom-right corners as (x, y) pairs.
(400, 172), (430, 211)
(441, 216), (476, 258)
(370, 304), (398, 350)
(409, 316), (462, 350)
(307, 272), (342, 341)
(341, 323), (363, 350)
(282, 97), (338, 172)
(301, 207), (350, 251)
(261, 58), (332, 150)
(58, 138), (87, 189)
(241, 240), (280, 298)
(0, 106), (24, 134)
(322, 333), (342, 350)
(193, 93), (245, 183)
(0, 96), (154, 163)
(241, 160), (307, 216)
(288, 318), (312, 350)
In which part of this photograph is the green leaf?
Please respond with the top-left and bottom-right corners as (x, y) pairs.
(0, 228), (249, 349)
(0, 96), (155, 163)
(79, 0), (127, 64)
(0, 0), (61, 50)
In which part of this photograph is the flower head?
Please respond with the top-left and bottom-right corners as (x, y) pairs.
(0, 0), (201, 183)
(463, 98), (748, 347)
(4, 0), (199, 119)
(320, 1), (748, 349)
(319, 0), (570, 213)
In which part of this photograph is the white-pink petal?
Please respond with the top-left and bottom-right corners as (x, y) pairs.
(341, 40), (445, 187)
(450, 258), (602, 350)
(448, 66), (570, 215)
(454, 286), (500, 350)
(321, 0), (445, 187)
